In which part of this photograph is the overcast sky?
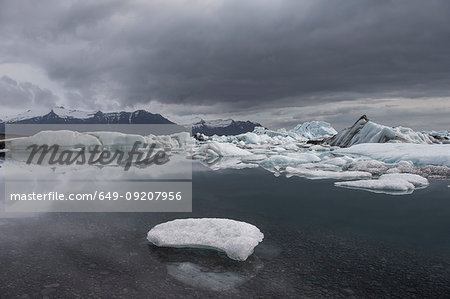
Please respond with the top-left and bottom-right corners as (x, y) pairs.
(0, 0), (449, 130)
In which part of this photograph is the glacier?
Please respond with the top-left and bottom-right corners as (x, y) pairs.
(147, 218), (264, 261)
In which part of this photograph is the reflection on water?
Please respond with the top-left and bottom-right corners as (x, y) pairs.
(149, 246), (264, 291)
(167, 262), (248, 291)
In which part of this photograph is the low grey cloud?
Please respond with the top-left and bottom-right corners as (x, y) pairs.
(0, 76), (59, 112)
(0, 0), (449, 127)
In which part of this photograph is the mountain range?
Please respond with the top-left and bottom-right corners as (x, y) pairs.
(189, 119), (263, 136)
(0, 107), (262, 136)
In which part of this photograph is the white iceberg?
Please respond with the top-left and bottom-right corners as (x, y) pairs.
(5, 130), (192, 152)
(319, 156), (353, 167)
(327, 115), (437, 147)
(201, 157), (259, 170)
(146, 132), (192, 150)
(335, 173), (429, 195)
(379, 173), (429, 187)
(337, 143), (450, 167)
(205, 121), (336, 147)
(6, 130), (102, 149)
(285, 166), (372, 180)
(259, 153), (320, 171)
(147, 218), (264, 261)
(86, 131), (146, 147)
(291, 121), (337, 140)
(194, 141), (253, 157)
(344, 159), (390, 176)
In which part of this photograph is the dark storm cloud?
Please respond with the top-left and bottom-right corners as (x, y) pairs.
(1, 0), (449, 112)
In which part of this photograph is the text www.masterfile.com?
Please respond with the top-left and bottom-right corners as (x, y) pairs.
(9, 191), (184, 201)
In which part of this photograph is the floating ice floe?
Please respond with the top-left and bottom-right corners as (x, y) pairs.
(335, 173), (429, 195)
(194, 141), (253, 157)
(202, 157), (259, 171)
(336, 143), (450, 167)
(259, 154), (321, 171)
(286, 166), (372, 180)
(147, 218), (264, 261)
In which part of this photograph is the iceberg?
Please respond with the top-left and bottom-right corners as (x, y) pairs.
(327, 115), (438, 147)
(336, 143), (450, 167)
(194, 141), (253, 157)
(335, 173), (429, 195)
(319, 156), (354, 167)
(146, 132), (192, 150)
(380, 173), (429, 187)
(86, 131), (146, 147)
(205, 121), (337, 147)
(291, 121), (337, 140)
(3, 119), (448, 196)
(425, 130), (450, 143)
(7, 130), (102, 149)
(344, 159), (390, 176)
(263, 154), (319, 166)
(147, 218), (264, 261)
(201, 157), (259, 170)
(285, 166), (372, 180)
(5, 130), (192, 152)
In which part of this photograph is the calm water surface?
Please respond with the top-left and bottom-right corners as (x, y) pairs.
(0, 162), (449, 298)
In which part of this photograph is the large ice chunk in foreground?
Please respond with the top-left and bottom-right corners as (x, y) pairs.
(335, 173), (429, 195)
(147, 218), (264, 261)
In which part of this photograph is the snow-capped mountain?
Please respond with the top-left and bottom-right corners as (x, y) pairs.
(190, 118), (263, 136)
(325, 115), (444, 147)
(0, 107), (174, 128)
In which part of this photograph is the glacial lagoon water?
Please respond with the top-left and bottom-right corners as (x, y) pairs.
(0, 161), (449, 297)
